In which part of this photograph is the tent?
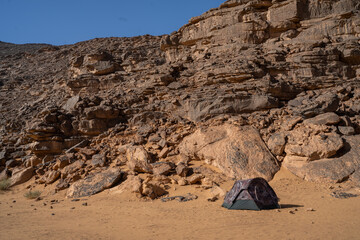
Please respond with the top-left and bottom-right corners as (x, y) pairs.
(222, 177), (279, 210)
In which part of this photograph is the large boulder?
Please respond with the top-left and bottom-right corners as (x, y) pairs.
(283, 135), (360, 183)
(179, 124), (279, 181)
(67, 168), (123, 198)
(284, 131), (344, 161)
(9, 167), (34, 187)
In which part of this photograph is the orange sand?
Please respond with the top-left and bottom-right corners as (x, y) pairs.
(1, 168), (360, 240)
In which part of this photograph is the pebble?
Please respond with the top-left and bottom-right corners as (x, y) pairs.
(276, 209), (281, 212)
(51, 213), (55, 216)
(71, 199), (80, 202)
(82, 202), (88, 206)
(43, 203), (47, 206)
(34, 208), (37, 211)
(71, 207), (75, 209)
(12, 200), (16, 203)
(50, 206), (53, 209)
(306, 208), (315, 212)
(289, 210), (295, 214)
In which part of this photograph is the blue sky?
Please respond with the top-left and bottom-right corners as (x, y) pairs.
(0, 0), (224, 45)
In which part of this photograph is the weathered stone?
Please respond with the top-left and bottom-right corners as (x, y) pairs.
(177, 178), (188, 186)
(141, 182), (167, 200)
(288, 93), (340, 118)
(27, 156), (42, 167)
(179, 124), (279, 181)
(187, 174), (203, 185)
(183, 94), (279, 122)
(67, 168), (123, 198)
(281, 116), (303, 131)
(284, 135), (360, 183)
(303, 113), (341, 126)
(151, 162), (175, 176)
(78, 119), (108, 136)
(285, 132), (344, 161)
(158, 147), (170, 159)
(62, 96), (80, 112)
(207, 186), (226, 200)
(110, 175), (142, 195)
(84, 105), (120, 119)
(53, 156), (71, 170)
(61, 160), (84, 178)
(39, 170), (60, 184)
(267, 133), (287, 156)
(9, 167), (34, 187)
(126, 146), (153, 173)
(338, 126), (355, 136)
(91, 154), (106, 167)
(176, 162), (189, 177)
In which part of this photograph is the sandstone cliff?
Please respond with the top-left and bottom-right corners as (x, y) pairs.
(1, 0), (359, 198)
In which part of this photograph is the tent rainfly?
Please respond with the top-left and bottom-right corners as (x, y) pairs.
(222, 177), (279, 211)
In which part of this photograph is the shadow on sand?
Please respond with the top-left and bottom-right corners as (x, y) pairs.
(279, 204), (304, 209)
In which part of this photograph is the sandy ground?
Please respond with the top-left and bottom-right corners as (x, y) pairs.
(1, 168), (360, 240)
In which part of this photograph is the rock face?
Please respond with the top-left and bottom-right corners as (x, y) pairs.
(66, 168), (123, 198)
(179, 124), (279, 181)
(1, 0), (360, 195)
(284, 135), (360, 183)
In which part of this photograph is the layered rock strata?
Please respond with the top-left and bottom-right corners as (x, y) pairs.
(0, 0), (360, 198)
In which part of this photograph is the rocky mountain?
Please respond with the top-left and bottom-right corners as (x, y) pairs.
(1, 0), (360, 199)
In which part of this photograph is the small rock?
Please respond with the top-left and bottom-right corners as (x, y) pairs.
(71, 207), (76, 209)
(187, 174), (203, 184)
(306, 208), (315, 212)
(207, 196), (218, 202)
(176, 163), (189, 177)
(289, 210), (295, 214)
(82, 202), (88, 206)
(141, 182), (167, 200)
(151, 162), (175, 176)
(158, 147), (170, 159)
(51, 213), (55, 216)
(338, 126), (355, 136)
(91, 154), (106, 167)
(177, 178), (187, 186)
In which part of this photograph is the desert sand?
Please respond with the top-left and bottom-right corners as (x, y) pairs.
(1, 168), (359, 240)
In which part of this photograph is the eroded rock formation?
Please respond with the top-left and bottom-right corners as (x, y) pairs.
(1, 0), (360, 198)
